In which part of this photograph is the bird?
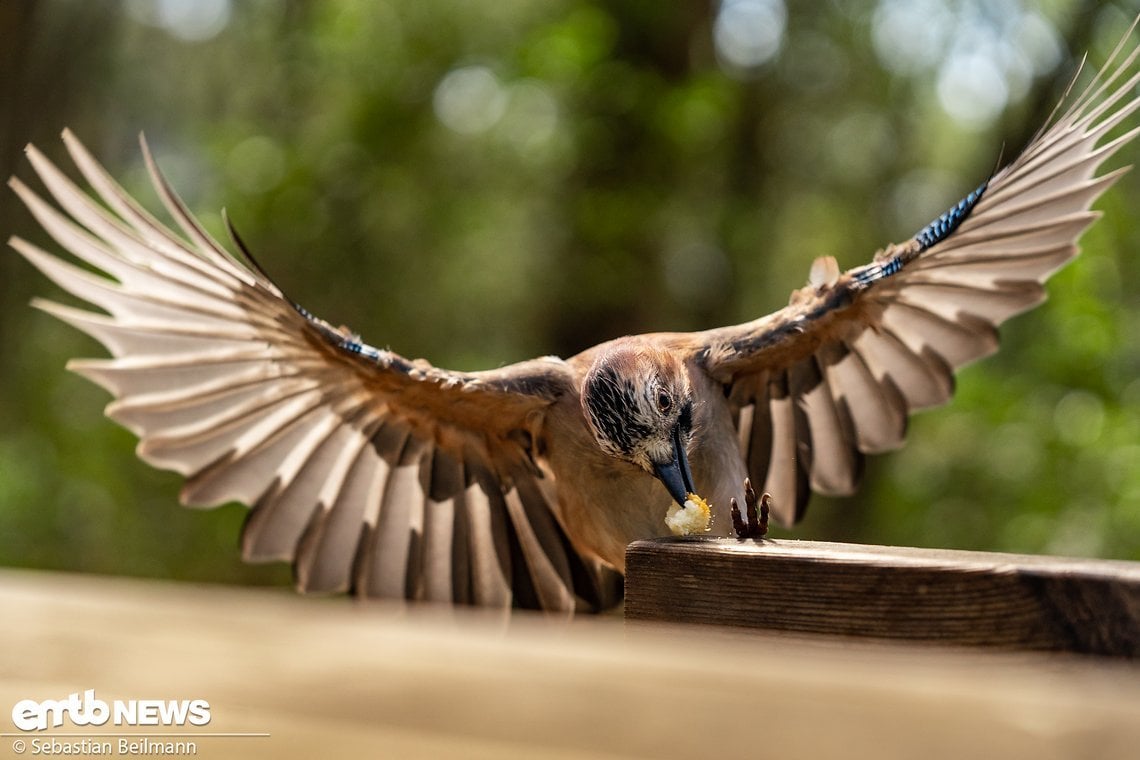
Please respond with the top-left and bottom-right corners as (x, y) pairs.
(9, 24), (1140, 615)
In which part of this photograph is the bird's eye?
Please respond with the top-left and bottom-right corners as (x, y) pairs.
(656, 389), (672, 413)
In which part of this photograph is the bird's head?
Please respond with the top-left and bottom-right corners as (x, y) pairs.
(581, 345), (697, 507)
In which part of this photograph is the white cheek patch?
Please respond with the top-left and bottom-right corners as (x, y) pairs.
(642, 438), (674, 464)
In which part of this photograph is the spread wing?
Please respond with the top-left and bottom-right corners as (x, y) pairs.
(9, 131), (621, 613)
(699, 27), (1140, 526)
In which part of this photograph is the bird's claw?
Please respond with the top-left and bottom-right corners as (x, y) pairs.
(730, 478), (769, 539)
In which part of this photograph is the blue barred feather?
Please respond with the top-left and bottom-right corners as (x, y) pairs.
(914, 181), (988, 250)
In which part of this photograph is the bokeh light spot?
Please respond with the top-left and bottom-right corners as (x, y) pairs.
(128, 0), (232, 42)
(937, 49), (1010, 128)
(1053, 390), (1107, 447)
(227, 135), (286, 195)
(714, 0), (787, 74)
(433, 65), (509, 135)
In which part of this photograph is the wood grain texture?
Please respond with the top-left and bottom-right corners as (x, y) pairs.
(624, 538), (1140, 657)
(3, 569), (1140, 759)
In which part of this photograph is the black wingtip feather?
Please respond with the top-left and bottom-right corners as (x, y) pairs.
(223, 209), (273, 282)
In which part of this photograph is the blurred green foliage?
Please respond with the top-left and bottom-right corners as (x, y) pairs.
(1, 0), (1139, 589)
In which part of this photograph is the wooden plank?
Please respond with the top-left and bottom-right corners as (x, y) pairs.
(2, 570), (1140, 759)
(624, 538), (1140, 657)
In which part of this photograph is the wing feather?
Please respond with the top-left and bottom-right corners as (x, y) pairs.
(736, 377), (772, 495)
(32, 299), (256, 355)
(760, 371), (810, 523)
(420, 447), (468, 604)
(793, 356), (862, 497)
(700, 23), (1140, 524)
(878, 300), (999, 369)
(69, 353), (280, 397)
(461, 471), (514, 608)
(824, 341), (908, 454)
(242, 421), (366, 562)
(60, 130), (249, 279)
(140, 387), (329, 475)
(357, 434), (426, 600)
(852, 326), (953, 411)
(504, 476), (579, 613)
(11, 238), (242, 327)
(10, 133), (613, 612)
(12, 168), (240, 300)
(180, 403), (344, 507)
(297, 432), (386, 594)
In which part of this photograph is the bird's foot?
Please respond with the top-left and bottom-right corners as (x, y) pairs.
(730, 478), (769, 539)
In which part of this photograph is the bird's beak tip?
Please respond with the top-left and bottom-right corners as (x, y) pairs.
(652, 424), (697, 506)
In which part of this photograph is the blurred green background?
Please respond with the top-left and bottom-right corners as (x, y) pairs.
(1, 0), (1139, 591)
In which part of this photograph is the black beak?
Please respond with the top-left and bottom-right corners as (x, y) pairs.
(651, 424), (697, 506)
